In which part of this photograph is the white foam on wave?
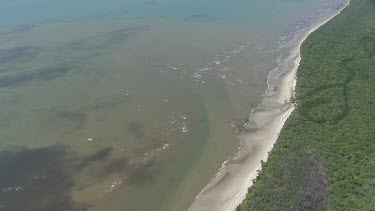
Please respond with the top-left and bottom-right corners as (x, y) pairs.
(188, 1), (350, 210)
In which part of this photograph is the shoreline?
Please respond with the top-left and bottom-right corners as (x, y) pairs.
(188, 1), (350, 210)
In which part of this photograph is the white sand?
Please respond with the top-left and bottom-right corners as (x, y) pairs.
(188, 1), (350, 211)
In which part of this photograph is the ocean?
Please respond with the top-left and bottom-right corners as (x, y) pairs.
(0, 0), (341, 210)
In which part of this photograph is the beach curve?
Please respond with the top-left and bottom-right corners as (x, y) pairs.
(188, 1), (350, 210)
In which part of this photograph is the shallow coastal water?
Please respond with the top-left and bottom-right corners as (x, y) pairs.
(188, 1), (349, 210)
(0, 0), (343, 210)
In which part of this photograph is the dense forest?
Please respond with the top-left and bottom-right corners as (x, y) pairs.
(238, 0), (375, 210)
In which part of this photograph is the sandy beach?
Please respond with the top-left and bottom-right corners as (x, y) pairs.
(188, 1), (350, 210)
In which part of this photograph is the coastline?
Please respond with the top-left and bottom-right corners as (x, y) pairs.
(188, 1), (350, 210)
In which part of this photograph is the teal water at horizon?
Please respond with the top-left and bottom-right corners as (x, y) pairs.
(2, 0), (319, 27)
(0, 0), (337, 210)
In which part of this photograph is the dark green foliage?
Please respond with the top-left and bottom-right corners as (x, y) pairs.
(238, 0), (375, 210)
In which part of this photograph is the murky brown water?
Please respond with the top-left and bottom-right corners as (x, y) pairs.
(0, 0), (337, 210)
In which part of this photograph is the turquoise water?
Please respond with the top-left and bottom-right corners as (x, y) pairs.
(0, 0), (337, 210)
(2, 0), (323, 27)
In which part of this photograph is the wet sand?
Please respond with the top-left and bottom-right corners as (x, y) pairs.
(0, 1), (349, 210)
(188, 1), (350, 210)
